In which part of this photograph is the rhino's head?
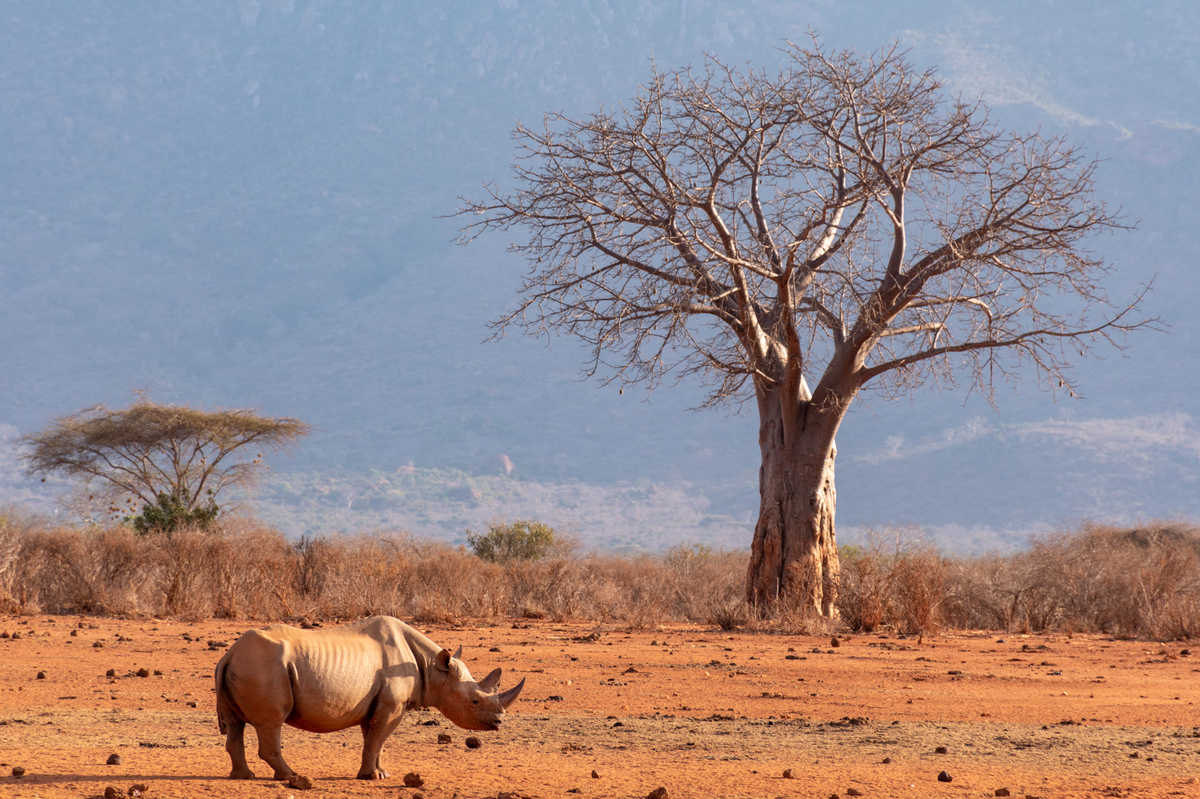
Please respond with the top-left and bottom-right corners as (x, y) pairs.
(427, 646), (524, 731)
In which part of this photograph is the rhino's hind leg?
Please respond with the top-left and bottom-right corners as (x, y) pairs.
(254, 723), (298, 781)
(224, 717), (255, 779)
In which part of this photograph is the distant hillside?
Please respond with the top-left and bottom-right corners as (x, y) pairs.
(2, 2), (1198, 549)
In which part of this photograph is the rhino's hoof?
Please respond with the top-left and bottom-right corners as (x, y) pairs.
(229, 769), (255, 780)
(356, 769), (386, 780)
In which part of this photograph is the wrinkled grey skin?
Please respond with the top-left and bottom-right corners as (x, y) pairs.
(214, 615), (524, 780)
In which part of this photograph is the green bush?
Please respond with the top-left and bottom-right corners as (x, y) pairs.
(467, 520), (558, 563)
(129, 492), (218, 536)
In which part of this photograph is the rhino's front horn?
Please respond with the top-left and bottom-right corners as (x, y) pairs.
(497, 677), (525, 709)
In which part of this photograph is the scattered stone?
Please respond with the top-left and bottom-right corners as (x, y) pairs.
(136, 668), (150, 678)
(11, 766), (25, 777)
(437, 733), (452, 744)
(403, 772), (424, 788)
(93, 640), (104, 648)
(186, 701), (197, 708)
(70, 629), (78, 637)
(35, 671), (45, 680)
(830, 636), (840, 647)
(646, 788), (668, 799)
(153, 670), (162, 676)
(465, 736), (482, 749)
(937, 771), (952, 783)
(783, 769), (794, 779)
(934, 745), (948, 754)
(591, 770), (600, 779)
(995, 789), (1011, 797)
(11, 631), (20, 640)
(622, 666), (638, 674)
(103, 787), (122, 799)
(106, 668), (116, 677)
(129, 783), (149, 797)
(881, 757), (891, 764)
(106, 753), (121, 765)
(846, 789), (863, 797)
(546, 695), (564, 702)
(285, 773), (313, 790)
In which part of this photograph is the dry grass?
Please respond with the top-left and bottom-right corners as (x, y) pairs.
(2, 511), (1198, 640)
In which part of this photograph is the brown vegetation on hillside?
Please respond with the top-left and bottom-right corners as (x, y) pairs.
(1, 512), (1196, 640)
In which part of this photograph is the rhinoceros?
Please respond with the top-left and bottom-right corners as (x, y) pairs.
(214, 615), (524, 780)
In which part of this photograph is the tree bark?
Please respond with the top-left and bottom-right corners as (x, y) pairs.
(746, 386), (840, 617)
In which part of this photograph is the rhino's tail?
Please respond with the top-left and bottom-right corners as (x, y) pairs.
(214, 649), (240, 735)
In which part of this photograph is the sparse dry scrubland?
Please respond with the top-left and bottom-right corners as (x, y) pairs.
(1, 512), (1198, 640)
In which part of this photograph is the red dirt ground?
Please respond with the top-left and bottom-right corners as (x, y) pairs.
(0, 615), (1197, 798)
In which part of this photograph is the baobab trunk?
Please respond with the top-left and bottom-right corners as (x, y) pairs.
(746, 389), (840, 617)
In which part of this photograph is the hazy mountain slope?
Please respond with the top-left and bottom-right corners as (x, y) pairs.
(2, 2), (1197, 549)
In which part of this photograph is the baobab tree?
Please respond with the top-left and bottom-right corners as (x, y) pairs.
(459, 42), (1147, 616)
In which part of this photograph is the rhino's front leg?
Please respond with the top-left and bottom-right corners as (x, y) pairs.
(356, 700), (405, 779)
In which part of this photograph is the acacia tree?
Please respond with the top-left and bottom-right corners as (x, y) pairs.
(459, 43), (1147, 616)
(23, 400), (309, 532)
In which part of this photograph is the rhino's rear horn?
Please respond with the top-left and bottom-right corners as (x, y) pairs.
(498, 677), (525, 709)
(479, 667), (502, 692)
(453, 644), (463, 660)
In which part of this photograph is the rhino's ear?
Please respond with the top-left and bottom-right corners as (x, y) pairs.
(453, 644), (463, 660)
(478, 667), (501, 692)
(435, 649), (452, 672)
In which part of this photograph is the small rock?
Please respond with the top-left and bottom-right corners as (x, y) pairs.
(934, 745), (948, 754)
(591, 770), (600, 779)
(70, 629), (77, 637)
(186, 701), (197, 708)
(646, 788), (668, 799)
(830, 636), (840, 647)
(93, 640), (104, 648)
(11, 766), (25, 777)
(403, 772), (424, 788)
(937, 771), (952, 783)
(106, 668), (116, 677)
(783, 768), (794, 779)
(846, 789), (862, 797)
(35, 671), (45, 680)
(437, 733), (452, 744)
(135, 668), (150, 678)
(285, 773), (313, 790)
(104, 787), (121, 799)
(106, 753), (121, 765)
(11, 631), (20, 640)
(881, 757), (891, 764)
(129, 783), (149, 797)
(995, 789), (1011, 797)
(465, 736), (482, 749)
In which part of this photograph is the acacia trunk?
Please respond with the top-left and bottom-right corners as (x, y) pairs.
(746, 388), (840, 617)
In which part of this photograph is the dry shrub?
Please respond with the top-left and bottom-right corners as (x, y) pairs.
(4, 515), (1198, 640)
(837, 534), (946, 636)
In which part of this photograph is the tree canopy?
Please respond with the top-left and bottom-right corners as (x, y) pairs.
(460, 42), (1147, 409)
(23, 400), (309, 530)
